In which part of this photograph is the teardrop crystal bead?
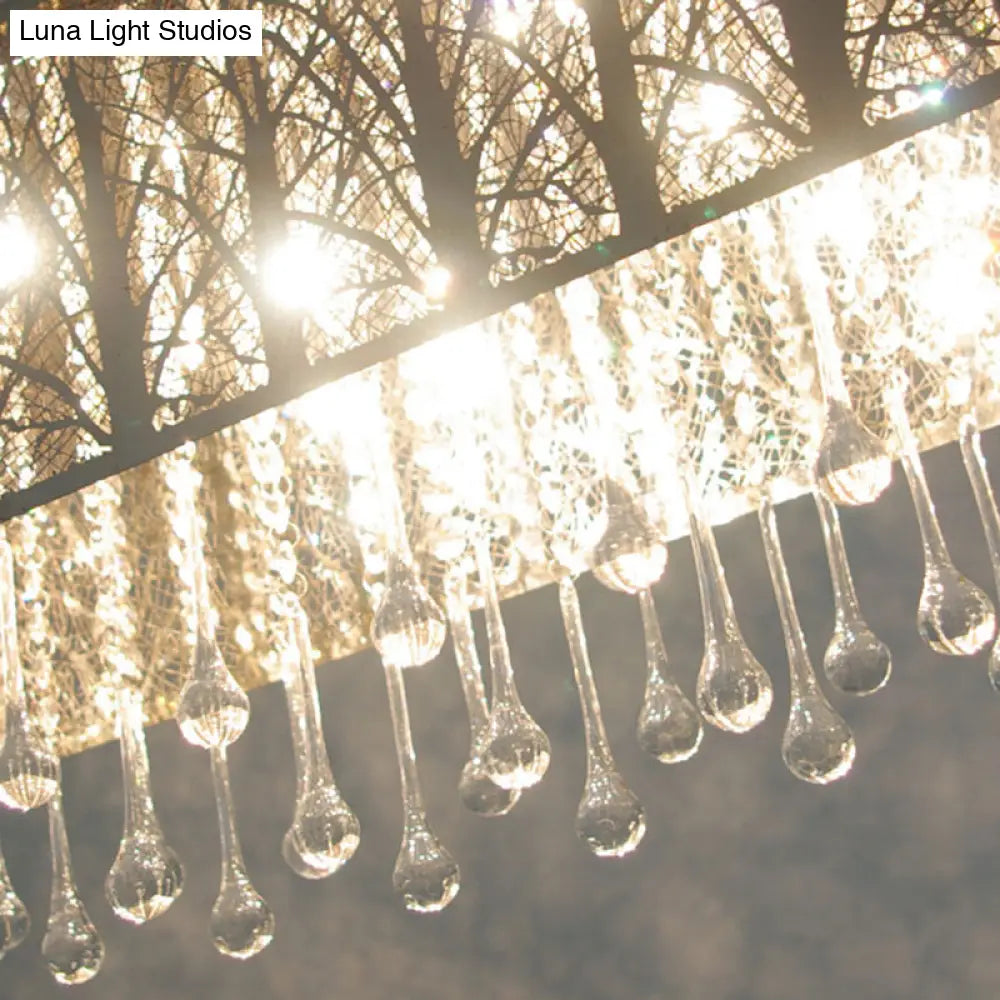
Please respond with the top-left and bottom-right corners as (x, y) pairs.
(592, 480), (667, 595)
(371, 554), (447, 669)
(815, 399), (892, 506)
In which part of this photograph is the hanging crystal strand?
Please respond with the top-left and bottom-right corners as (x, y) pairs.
(635, 588), (702, 763)
(887, 381), (996, 655)
(172, 461), (250, 749)
(280, 664), (324, 879)
(41, 785), (104, 985)
(558, 578), (645, 857)
(793, 208), (891, 506)
(368, 388), (446, 669)
(0, 531), (59, 812)
(477, 539), (551, 790)
(105, 687), (184, 924)
(281, 605), (359, 878)
(813, 489), (892, 695)
(758, 498), (856, 784)
(0, 835), (30, 956)
(444, 575), (520, 817)
(209, 746), (274, 959)
(959, 416), (1000, 687)
(684, 476), (773, 733)
(592, 479), (667, 595)
(383, 659), (460, 913)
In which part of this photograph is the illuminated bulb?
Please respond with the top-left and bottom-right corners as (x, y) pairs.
(700, 84), (743, 140)
(422, 265), (452, 302)
(0, 217), (37, 290)
(261, 233), (345, 313)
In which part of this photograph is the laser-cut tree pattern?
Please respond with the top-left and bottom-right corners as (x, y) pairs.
(0, 0), (998, 507)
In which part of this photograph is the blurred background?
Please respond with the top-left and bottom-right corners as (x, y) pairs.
(3, 431), (1000, 1000)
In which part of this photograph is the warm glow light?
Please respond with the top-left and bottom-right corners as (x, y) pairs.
(0, 216), (38, 290)
(422, 265), (452, 302)
(261, 233), (346, 314)
(699, 85), (744, 140)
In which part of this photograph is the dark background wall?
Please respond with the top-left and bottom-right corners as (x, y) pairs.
(3, 431), (1000, 1000)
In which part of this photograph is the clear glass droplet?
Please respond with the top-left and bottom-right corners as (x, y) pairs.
(211, 874), (276, 959)
(696, 640), (773, 733)
(988, 641), (1000, 693)
(814, 489), (892, 695)
(760, 499), (856, 786)
(815, 399), (892, 506)
(393, 820), (461, 914)
(43, 790), (104, 985)
(782, 697), (857, 785)
(209, 748), (274, 959)
(0, 706), (60, 812)
(289, 785), (360, 873)
(823, 622), (892, 696)
(575, 766), (647, 859)
(482, 703), (551, 790)
(281, 609), (360, 877)
(959, 418), (1000, 689)
(281, 828), (328, 880)
(173, 466), (250, 749)
(445, 576), (520, 817)
(371, 553), (447, 669)
(636, 589), (702, 762)
(560, 578), (646, 859)
(383, 659), (461, 913)
(106, 832), (184, 926)
(592, 480), (667, 595)
(106, 689), (184, 924)
(686, 485), (773, 733)
(42, 901), (105, 985)
(0, 840), (29, 954)
(457, 757), (519, 817)
(478, 542), (551, 790)
(893, 383), (996, 657)
(0, 538), (59, 812)
(177, 637), (251, 749)
(917, 560), (996, 655)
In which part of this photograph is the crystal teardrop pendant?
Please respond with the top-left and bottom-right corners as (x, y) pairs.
(759, 500), (856, 785)
(559, 578), (646, 858)
(0, 837), (30, 956)
(42, 787), (104, 985)
(815, 399), (893, 507)
(382, 660), (460, 913)
(0, 535), (58, 812)
(890, 389), (996, 656)
(368, 397), (446, 669)
(592, 480), (667, 594)
(173, 475), (250, 749)
(371, 553), (447, 669)
(959, 417), (1000, 688)
(813, 489), (892, 695)
(685, 481), (773, 733)
(477, 541), (551, 791)
(106, 688), (184, 924)
(800, 241), (891, 508)
(444, 576), (520, 817)
(281, 609), (359, 877)
(177, 637), (251, 750)
(208, 747), (275, 959)
(635, 588), (702, 762)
